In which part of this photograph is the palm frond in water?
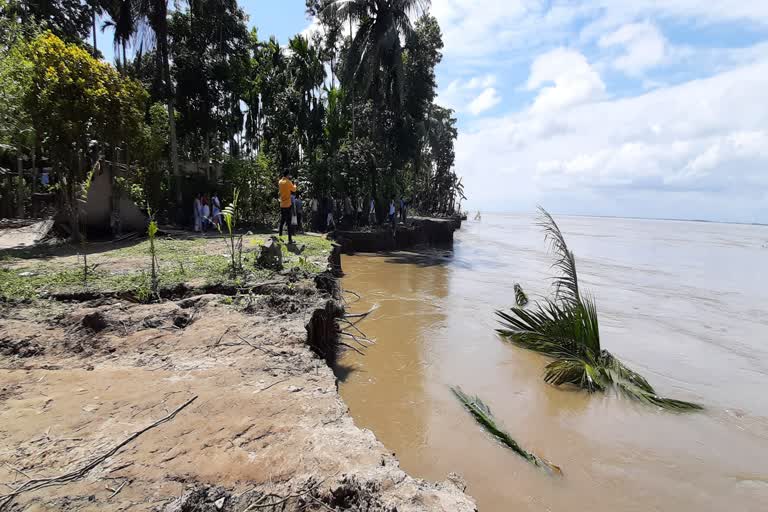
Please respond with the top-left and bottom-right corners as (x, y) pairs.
(495, 208), (703, 412)
(514, 283), (528, 307)
(451, 386), (562, 475)
(537, 206), (579, 306)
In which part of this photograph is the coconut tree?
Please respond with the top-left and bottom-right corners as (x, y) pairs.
(101, 0), (135, 71)
(329, 0), (428, 105)
(496, 208), (703, 412)
(135, 0), (180, 206)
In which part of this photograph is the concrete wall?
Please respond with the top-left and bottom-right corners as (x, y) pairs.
(84, 164), (146, 233)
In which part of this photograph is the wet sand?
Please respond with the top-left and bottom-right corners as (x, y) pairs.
(338, 213), (768, 512)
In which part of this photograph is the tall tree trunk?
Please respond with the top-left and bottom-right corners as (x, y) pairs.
(92, 8), (98, 56)
(122, 41), (127, 73)
(349, 14), (355, 142)
(159, 33), (181, 210)
(16, 141), (24, 218)
(31, 142), (37, 217)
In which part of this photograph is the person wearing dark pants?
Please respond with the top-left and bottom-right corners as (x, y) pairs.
(294, 192), (303, 232)
(278, 171), (297, 244)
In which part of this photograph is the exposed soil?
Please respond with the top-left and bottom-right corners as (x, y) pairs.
(0, 272), (476, 510)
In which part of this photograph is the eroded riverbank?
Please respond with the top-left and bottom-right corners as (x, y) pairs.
(0, 235), (475, 511)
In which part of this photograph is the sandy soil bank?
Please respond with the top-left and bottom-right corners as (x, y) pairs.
(0, 254), (476, 510)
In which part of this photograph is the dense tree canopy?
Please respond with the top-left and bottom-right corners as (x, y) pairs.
(0, 0), (463, 232)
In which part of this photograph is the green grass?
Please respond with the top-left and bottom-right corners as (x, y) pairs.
(0, 233), (331, 302)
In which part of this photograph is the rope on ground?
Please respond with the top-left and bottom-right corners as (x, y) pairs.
(0, 396), (198, 510)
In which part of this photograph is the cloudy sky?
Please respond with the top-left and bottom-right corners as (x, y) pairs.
(99, 1), (768, 223)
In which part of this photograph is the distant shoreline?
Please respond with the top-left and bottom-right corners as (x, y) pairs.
(470, 211), (768, 228)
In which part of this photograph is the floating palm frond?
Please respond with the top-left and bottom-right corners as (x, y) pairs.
(496, 207), (703, 412)
(513, 283), (528, 307)
(451, 386), (562, 475)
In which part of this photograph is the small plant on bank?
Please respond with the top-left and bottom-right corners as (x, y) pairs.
(218, 189), (242, 275)
(147, 209), (160, 298)
(77, 163), (98, 287)
(496, 208), (703, 412)
(451, 386), (561, 475)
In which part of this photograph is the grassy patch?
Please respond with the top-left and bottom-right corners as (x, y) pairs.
(0, 233), (331, 302)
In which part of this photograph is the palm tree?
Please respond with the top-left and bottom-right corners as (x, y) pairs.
(496, 208), (703, 412)
(135, 0), (180, 206)
(101, 0), (135, 71)
(350, 0), (428, 99)
(325, 0), (430, 127)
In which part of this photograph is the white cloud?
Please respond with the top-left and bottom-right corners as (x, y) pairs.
(467, 88), (501, 115)
(599, 22), (667, 76)
(526, 48), (605, 112)
(430, 0), (590, 61)
(456, 52), (768, 221)
(438, 74), (501, 115)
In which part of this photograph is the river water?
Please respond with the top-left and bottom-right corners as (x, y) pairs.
(337, 213), (768, 512)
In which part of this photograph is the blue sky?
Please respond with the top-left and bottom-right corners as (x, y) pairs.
(99, 1), (768, 224)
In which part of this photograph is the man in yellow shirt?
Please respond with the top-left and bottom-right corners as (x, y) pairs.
(278, 171), (297, 244)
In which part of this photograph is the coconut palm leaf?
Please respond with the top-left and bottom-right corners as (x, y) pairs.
(451, 386), (562, 475)
(495, 207), (702, 412)
(543, 358), (605, 393)
(514, 283), (528, 307)
(609, 377), (704, 411)
(496, 299), (600, 360)
(537, 206), (579, 307)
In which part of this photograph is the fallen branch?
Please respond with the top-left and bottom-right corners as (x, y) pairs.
(107, 479), (129, 500)
(255, 378), (290, 393)
(0, 396), (198, 510)
(338, 342), (365, 356)
(338, 319), (369, 339)
(236, 335), (278, 356)
(343, 305), (377, 319)
(339, 332), (375, 347)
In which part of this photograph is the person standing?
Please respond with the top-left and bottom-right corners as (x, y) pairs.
(193, 193), (202, 232)
(369, 197), (376, 225)
(389, 196), (396, 233)
(344, 195), (353, 226)
(310, 196), (319, 231)
(201, 196), (211, 233)
(294, 192), (304, 233)
(211, 192), (221, 229)
(278, 171), (297, 244)
(326, 194), (336, 231)
(356, 196), (363, 227)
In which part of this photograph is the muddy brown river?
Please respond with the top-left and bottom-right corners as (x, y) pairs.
(337, 213), (768, 512)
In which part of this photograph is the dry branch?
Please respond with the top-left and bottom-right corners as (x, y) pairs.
(0, 396), (198, 510)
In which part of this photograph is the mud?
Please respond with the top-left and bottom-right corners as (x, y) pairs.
(0, 272), (475, 510)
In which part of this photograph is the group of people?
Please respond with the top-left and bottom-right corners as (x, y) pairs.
(306, 194), (410, 233)
(189, 171), (411, 241)
(192, 192), (222, 233)
(280, 171), (412, 239)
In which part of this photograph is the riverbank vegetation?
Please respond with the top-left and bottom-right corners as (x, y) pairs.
(0, 0), (463, 236)
(0, 233), (332, 302)
(496, 208), (703, 412)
